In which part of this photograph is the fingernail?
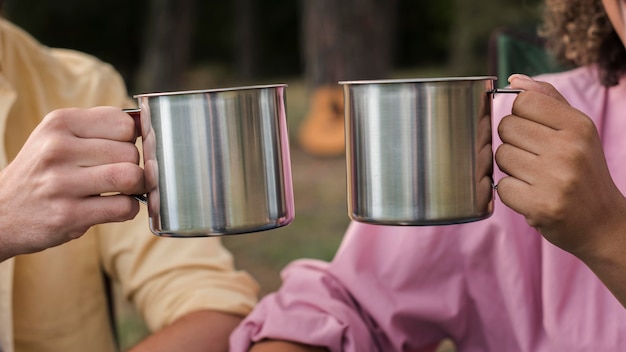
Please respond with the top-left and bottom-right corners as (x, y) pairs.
(508, 74), (533, 83)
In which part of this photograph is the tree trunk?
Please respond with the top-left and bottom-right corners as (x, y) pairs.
(298, 0), (397, 157)
(135, 0), (195, 92)
(448, 0), (473, 74)
(301, 0), (397, 89)
(234, 0), (257, 81)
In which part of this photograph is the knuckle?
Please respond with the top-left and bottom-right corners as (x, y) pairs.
(32, 170), (72, 200)
(98, 107), (137, 141)
(41, 109), (66, 126)
(40, 135), (69, 158)
(497, 116), (510, 138)
(576, 117), (599, 140)
(46, 200), (78, 233)
(44, 173), (70, 194)
(533, 193), (567, 225)
(103, 143), (137, 164)
(105, 164), (143, 192)
(511, 91), (531, 114)
(122, 144), (141, 164)
(494, 144), (510, 167)
(494, 146), (503, 164)
(524, 216), (541, 229)
(123, 115), (136, 133)
(118, 198), (140, 219)
(101, 166), (120, 189)
(495, 177), (511, 195)
(118, 117), (137, 141)
(42, 108), (79, 129)
(66, 228), (89, 241)
(102, 196), (139, 222)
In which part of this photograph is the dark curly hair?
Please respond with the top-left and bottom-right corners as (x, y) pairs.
(539, 0), (626, 86)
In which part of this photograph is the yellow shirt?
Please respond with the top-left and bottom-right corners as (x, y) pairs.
(0, 18), (259, 352)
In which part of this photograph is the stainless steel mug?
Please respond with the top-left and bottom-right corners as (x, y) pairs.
(340, 76), (501, 226)
(128, 84), (295, 237)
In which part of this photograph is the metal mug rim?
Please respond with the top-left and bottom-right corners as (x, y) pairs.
(133, 83), (288, 98)
(338, 76), (497, 85)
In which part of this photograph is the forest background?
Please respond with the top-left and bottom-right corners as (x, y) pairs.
(5, 0), (544, 350)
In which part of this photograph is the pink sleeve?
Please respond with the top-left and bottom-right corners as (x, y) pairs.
(230, 222), (475, 352)
(230, 259), (390, 352)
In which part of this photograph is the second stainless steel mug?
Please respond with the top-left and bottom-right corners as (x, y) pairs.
(129, 84), (295, 237)
(340, 76), (501, 226)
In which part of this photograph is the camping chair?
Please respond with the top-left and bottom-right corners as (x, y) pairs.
(488, 26), (567, 88)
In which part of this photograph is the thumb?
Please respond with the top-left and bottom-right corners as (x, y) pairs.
(508, 74), (569, 104)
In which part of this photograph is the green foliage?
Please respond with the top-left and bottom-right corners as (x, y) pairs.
(190, 0), (302, 78)
(447, 0), (544, 74)
(4, 0), (545, 88)
(394, 0), (455, 68)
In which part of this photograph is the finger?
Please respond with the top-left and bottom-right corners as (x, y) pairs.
(76, 194), (141, 226)
(41, 135), (140, 167)
(35, 195), (141, 245)
(497, 114), (555, 155)
(70, 139), (140, 167)
(43, 106), (137, 142)
(507, 74), (585, 132)
(496, 176), (538, 225)
(510, 90), (583, 131)
(495, 143), (539, 185)
(66, 163), (146, 196)
(508, 74), (569, 103)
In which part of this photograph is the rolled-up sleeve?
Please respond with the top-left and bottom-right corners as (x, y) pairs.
(232, 259), (383, 352)
(97, 206), (260, 331)
(230, 221), (473, 352)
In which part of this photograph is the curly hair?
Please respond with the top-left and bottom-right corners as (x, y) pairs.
(539, 0), (626, 86)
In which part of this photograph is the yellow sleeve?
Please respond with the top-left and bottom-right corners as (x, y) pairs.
(48, 47), (135, 109)
(96, 206), (260, 331)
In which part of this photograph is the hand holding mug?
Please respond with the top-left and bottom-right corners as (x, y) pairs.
(495, 74), (626, 259)
(0, 106), (146, 261)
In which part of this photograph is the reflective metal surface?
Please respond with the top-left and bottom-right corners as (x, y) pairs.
(136, 84), (294, 237)
(340, 77), (495, 225)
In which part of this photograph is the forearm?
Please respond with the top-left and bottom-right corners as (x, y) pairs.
(577, 217), (626, 308)
(128, 310), (244, 352)
(0, 216), (23, 262)
(584, 256), (626, 307)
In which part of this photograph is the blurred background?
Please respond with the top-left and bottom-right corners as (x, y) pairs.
(4, 0), (544, 349)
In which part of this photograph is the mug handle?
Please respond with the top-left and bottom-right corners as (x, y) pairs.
(123, 108), (142, 136)
(488, 88), (523, 95)
(123, 108), (148, 205)
(488, 88), (522, 191)
(133, 194), (147, 205)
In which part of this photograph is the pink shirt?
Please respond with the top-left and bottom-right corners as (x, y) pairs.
(231, 66), (626, 351)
